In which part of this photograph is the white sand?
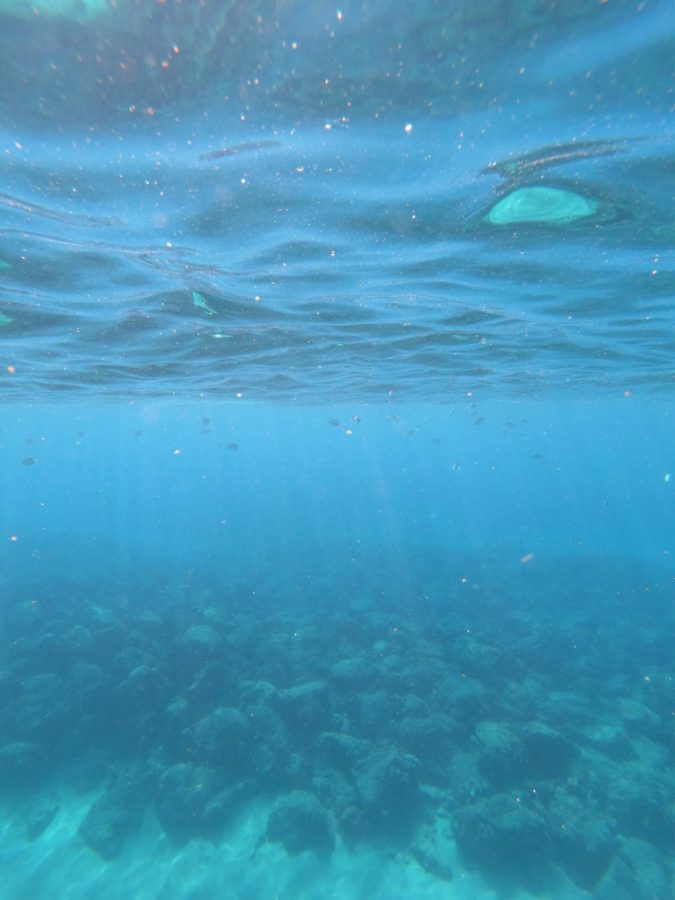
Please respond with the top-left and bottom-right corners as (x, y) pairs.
(0, 790), (585, 900)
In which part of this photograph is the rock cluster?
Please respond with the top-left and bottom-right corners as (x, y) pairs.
(0, 562), (671, 893)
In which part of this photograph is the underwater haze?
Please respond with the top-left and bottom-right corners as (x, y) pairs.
(0, 1), (673, 898)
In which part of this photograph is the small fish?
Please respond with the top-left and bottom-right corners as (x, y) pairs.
(22, 456), (36, 466)
(133, 429), (143, 438)
(202, 417), (211, 426)
(199, 140), (282, 161)
(431, 437), (441, 445)
(227, 442), (239, 451)
(328, 418), (340, 427)
(530, 453), (544, 460)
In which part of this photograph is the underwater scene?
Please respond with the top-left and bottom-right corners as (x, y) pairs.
(0, 1), (673, 898)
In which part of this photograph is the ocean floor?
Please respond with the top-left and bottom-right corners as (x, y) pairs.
(0, 549), (672, 899)
(1, 789), (501, 900)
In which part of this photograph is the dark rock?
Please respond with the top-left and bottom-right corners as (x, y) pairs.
(520, 722), (575, 779)
(271, 680), (330, 734)
(65, 752), (107, 794)
(318, 732), (372, 772)
(397, 713), (459, 766)
(67, 664), (107, 732)
(352, 746), (421, 839)
(17, 673), (69, 741)
(353, 689), (397, 737)
(594, 837), (671, 900)
(115, 664), (163, 709)
(583, 722), (634, 761)
(181, 624), (222, 650)
(400, 694), (429, 718)
(410, 820), (453, 883)
(176, 625), (223, 673)
(610, 750), (675, 850)
(155, 763), (222, 841)
(266, 791), (335, 855)
(26, 793), (59, 839)
(452, 633), (511, 680)
(186, 661), (234, 705)
(0, 669), (19, 706)
(201, 778), (257, 834)
(473, 720), (574, 788)
(79, 768), (147, 859)
(453, 793), (551, 892)
(548, 791), (616, 891)
(63, 625), (95, 662)
(312, 767), (359, 823)
(0, 741), (45, 786)
(190, 706), (252, 774)
(473, 720), (526, 787)
(90, 626), (126, 657)
(330, 657), (375, 690)
(433, 675), (492, 727)
(399, 656), (449, 695)
(248, 705), (293, 784)
(617, 698), (662, 741)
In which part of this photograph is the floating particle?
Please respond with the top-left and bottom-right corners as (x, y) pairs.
(486, 186), (598, 226)
(665, 473), (671, 483)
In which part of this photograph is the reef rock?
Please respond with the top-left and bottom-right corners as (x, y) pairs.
(79, 768), (147, 858)
(266, 791), (335, 855)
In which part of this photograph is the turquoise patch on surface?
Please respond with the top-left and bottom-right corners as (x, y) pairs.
(486, 186), (598, 225)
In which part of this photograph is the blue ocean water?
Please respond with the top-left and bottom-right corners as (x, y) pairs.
(0, 1), (673, 898)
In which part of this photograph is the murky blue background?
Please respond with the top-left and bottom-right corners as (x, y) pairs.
(0, 1), (673, 898)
